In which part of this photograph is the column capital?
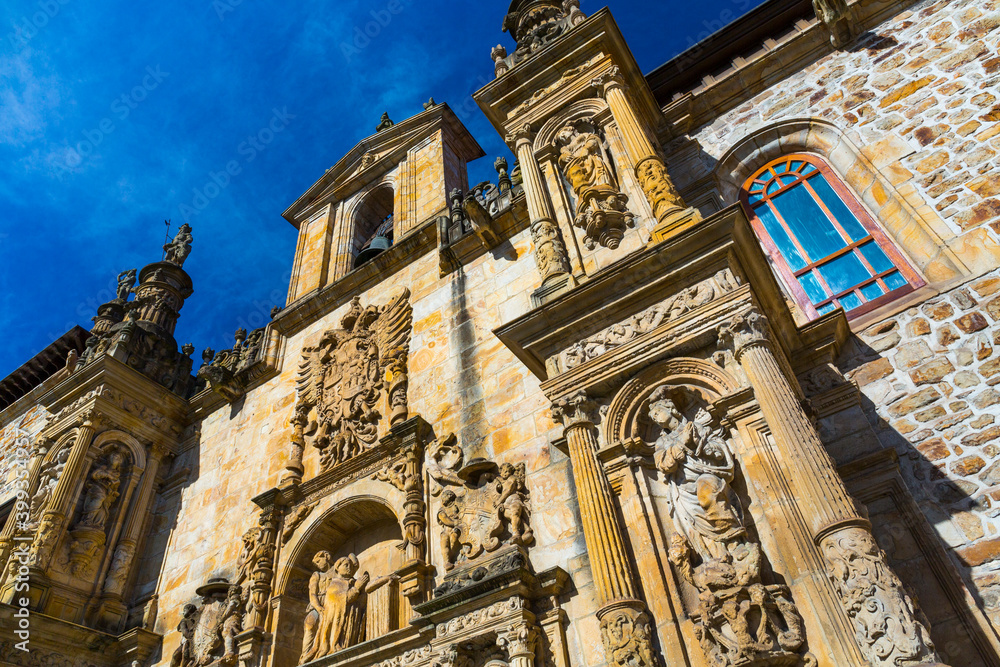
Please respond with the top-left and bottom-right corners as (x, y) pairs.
(551, 390), (598, 428)
(497, 621), (540, 660)
(506, 123), (534, 149)
(717, 309), (771, 360)
(596, 601), (657, 667)
(591, 66), (628, 98)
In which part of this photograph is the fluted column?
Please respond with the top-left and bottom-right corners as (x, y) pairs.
(592, 67), (699, 240)
(507, 124), (572, 285)
(32, 416), (98, 570)
(552, 392), (656, 667)
(719, 310), (945, 667)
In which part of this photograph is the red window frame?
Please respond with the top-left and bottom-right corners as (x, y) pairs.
(739, 153), (923, 320)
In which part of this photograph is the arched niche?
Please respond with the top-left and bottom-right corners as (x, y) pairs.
(92, 429), (146, 472)
(533, 98), (611, 153)
(713, 117), (965, 286)
(604, 357), (740, 445)
(273, 494), (408, 667)
(349, 182), (396, 269)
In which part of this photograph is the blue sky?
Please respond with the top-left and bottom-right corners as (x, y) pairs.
(0, 0), (765, 379)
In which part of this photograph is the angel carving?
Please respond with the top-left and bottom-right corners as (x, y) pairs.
(294, 290), (413, 471)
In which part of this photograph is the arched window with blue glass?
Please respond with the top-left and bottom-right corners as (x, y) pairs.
(741, 154), (922, 319)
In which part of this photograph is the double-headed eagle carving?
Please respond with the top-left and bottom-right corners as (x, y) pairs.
(294, 289), (413, 471)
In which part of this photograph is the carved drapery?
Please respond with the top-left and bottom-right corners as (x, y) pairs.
(591, 67), (694, 237)
(554, 118), (634, 250)
(718, 310), (943, 667)
(508, 124), (572, 285)
(647, 387), (809, 667)
(550, 392), (658, 667)
(291, 290), (413, 477)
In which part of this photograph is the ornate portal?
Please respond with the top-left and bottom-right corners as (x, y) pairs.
(293, 290), (413, 471)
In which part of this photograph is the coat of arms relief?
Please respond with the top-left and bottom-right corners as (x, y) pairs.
(293, 289), (413, 472)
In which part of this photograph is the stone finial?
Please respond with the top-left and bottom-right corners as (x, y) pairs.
(181, 343), (194, 357)
(423, 97), (436, 110)
(376, 112), (394, 132)
(270, 306), (280, 319)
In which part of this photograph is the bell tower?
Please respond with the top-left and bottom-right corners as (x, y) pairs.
(282, 104), (485, 305)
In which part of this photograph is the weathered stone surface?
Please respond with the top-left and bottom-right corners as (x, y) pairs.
(853, 357), (894, 386)
(910, 357), (956, 385)
(918, 437), (951, 461)
(953, 455), (987, 476)
(895, 339), (935, 368)
(889, 387), (944, 418)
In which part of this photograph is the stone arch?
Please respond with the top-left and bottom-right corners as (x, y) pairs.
(604, 356), (741, 445)
(92, 429), (146, 472)
(41, 429), (78, 466)
(533, 98), (611, 153)
(272, 489), (408, 667)
(713, 117), (966, 286)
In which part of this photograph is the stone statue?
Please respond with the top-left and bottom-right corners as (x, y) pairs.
(78, 449), (125, 529)
(220, 584), (244, 660)
(649, 387), (808, 666)
(142, 594), (159, 631)
(170, 603), (198, 667)
(299, 552), (397, 663)
(493, 463), (532, 547)
(163, 223), (193, 267)
(555, 119), (634, 249)
(437, 490), (463, 571)
(25, 447), (70, 531)
(376, 113), (394, 132)
(116, 269), (137, 301)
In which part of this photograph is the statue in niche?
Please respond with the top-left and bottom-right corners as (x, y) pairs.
(77, 448), (126, 529)
(555, 118), (634, 250)
(647, 387), (810, 667)
(164, 223), (193, 267)
(294, 290), (412, 471)
(299, 552), (398, 664)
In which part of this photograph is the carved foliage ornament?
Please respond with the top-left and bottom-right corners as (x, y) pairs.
(648, 388), (809, 666)
(555, 117), (634, 250)
(428, 435), (534, 572)
(293, 290), (412, 471)
(557, 269), (740, 372)
(821, 527), (940, 666)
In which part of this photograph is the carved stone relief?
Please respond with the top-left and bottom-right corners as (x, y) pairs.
(298, 551), (399, 664)
(647, 387), (811, 667)
(555, 118), (635, 250)
(428, 435), (534, 573)
(821, 527), (939, 667)
(556, 269), (740, 372)
(293, 290), (413, 472)
(171, 579), (244, 667)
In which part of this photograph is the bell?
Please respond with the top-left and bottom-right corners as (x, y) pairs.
(354, 234), (392, 267)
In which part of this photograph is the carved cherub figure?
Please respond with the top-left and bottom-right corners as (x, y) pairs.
(493, 463), (533, 546)
(437, 489), (463, 571)
(220, 584), (244, 660)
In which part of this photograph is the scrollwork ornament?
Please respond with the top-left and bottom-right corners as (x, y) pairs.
(591, 66), (628, 98)
(551, 391), (598, 428)
(717, 310), (770, 360)
(821, 527), (942, 667)
(506, 123), (533, 149)
(599, 605), (656, 667)
(498, 622), (540, 659)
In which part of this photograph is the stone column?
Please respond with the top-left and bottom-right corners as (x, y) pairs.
(719, 309), (945, 667)
(507, 124), (572, 286)
(0, 436), (51, 583)
(32, 416), (99, 570)
(551, 392), (657, 667)
(592, 67), (699, 241)
(498, 621), (540, 667)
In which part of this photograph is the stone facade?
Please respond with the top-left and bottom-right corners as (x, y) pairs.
(3, 1), (1000, 667)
